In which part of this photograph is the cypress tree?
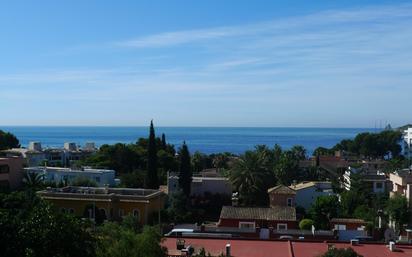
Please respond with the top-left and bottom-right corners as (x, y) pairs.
(178, 141), (192, 197)
(147, 120), (158, 189)
(161, 133), (167, 149)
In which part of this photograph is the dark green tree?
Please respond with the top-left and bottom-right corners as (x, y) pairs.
(147, 120), (159, 189)
(319, 247), (363, 257)
(161, 133), (167, 149)
(0, 192), (95, 257)
(229, 150), (273, 206)
(96, 223), (166, 257)
(386, 194), (410, 231)
(0, 130), (20, 150)
(167, 189), (191, 223)
(309, 195), (340, 230)
(22, 172), (44, 191)
(178, 141), (192, 197)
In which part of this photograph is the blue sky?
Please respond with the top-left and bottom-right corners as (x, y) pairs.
(0, 0), (411, 127)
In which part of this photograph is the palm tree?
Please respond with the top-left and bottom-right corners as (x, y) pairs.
(22, 172), (44, 191)
(212, 154), (228, 173)
(229, 151), (273, 206)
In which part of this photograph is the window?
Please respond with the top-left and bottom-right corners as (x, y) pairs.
(0, 165), (10, 174)
(95, 177), (101, 183)
(334, 224), (346, 230)
(118, 209), (125, 217)
(99, 208), (107, 220)
(287, 198), (293, 207)
(132, 209), (140, 221)
(68, 208), (75, 214)
(376, 182), (383, 189)
(239, 222), (255, 229)
(277, 224), (288, 230)
(60, 208), (67, 213)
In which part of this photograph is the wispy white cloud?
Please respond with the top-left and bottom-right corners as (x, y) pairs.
(115, 3), (412, 48)
(1, 3), (412, 126)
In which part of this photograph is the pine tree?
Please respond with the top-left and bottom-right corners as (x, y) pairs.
(146, 120), (159, 189)
(178, 141), (192, 197)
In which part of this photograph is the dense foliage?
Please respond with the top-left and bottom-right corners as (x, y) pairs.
(319, 130), (402, 159)
(147, 120), (159, 189)
(80, 132), (177, 187)
(229, 144), (321, 206)
(0, 130), (20, 150)
(178, 142), (192, 197)
(309, 195), (340, 230)
(96, 223), (166, 257)
(0, 192), (96, 257)
(385, 193), (410, 230)
(319, 247), (363, 257)
(299, 219), (314, 230)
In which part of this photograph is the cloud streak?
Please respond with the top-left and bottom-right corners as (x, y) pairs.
(1, 3), (412, 126)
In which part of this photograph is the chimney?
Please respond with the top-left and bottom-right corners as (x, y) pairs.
(389, 241), (395, 252)
(231, 192), (239, 207)
(225, 243), (231, 257)
(350, 239), (359, 246)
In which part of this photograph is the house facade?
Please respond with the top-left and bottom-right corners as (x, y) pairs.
(267, 185), (296, 207)
(343, 166), (387, 193)
(290, 181), (335, 210)
(168, 172), (232, 196)
(389, 169), (412, 225)
(25, 166), (117, 186)
(2, 141), (96, 167)
(0, 157), (24, 190)
(37, 186), (166, 225)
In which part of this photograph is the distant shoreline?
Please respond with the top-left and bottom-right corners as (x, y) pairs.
(1, 126), (377, 155)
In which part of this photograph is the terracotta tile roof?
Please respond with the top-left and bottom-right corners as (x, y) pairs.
(330, 218), (366, 224)
(267, 185), (296, 195)
(220, 206), (296, 221)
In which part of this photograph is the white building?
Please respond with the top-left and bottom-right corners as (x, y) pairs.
(343, 166), (387, 193)
(167, 172), (232, 196)
(403, 127), (412, 159)
(289, 181), (335, 210)
(25, 166), (116, 186)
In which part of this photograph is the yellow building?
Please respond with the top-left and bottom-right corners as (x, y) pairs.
(38, 186), (166, 225)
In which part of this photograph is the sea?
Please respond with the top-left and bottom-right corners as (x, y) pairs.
(1, 127), (377, 155)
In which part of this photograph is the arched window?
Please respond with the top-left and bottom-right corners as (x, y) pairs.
(132, 209), (140, 221)
(99, 208), (107, 220)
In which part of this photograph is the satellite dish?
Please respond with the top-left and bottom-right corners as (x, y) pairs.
(384, 228), (396, 243)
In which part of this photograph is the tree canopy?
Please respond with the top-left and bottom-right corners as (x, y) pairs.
(178, 142), (192, 197)
(0, 192), (95, 257)
(147, 120), (159, 189)
(0, 130), (20, 150)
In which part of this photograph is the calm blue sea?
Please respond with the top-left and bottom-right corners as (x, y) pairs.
(1, 127), (377, 155)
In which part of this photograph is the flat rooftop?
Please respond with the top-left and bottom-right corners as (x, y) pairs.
(25, 166), (115, 174)
(162, 237), (412, 257)
(38, 186), (164, 200)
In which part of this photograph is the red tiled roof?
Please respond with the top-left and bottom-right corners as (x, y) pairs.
(162, 238), (412, 257)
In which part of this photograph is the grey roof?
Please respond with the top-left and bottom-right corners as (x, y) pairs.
(330, 218), (366, 224)
(220, 206), (296, 221)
